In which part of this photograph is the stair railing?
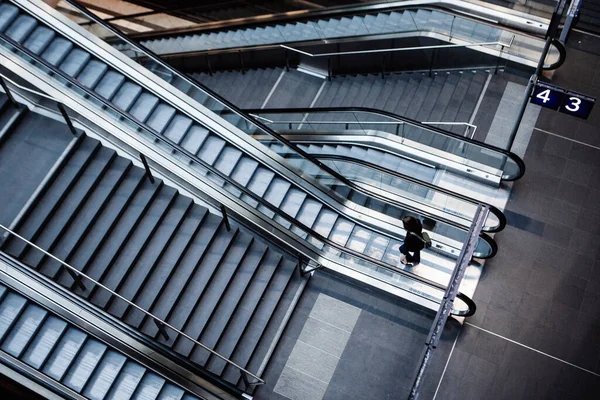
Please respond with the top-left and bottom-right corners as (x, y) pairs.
(0, 225), (265, 388)
(249, 113), (477, 138)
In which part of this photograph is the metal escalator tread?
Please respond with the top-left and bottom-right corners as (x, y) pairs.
(129, 93), (160, 123)
(104, 361), (146, 399)
(22, 146), (116, 270)
(197, 135), (226, 166)
(132, 371), (166, 399)
(42, 327), (87, 381)
(112, 81), (143, 111)
(179, 125), (210, 154)
(125, 205), (207, 329)
(177, 234), (254, 359)
(58, 48), (91, 78)
(246, 166), (276, 197)
(83, 350), (127, 399)
(77, 59), (108, 89)
(147, 103), (176, 134)
(213, 146), (243, 177)
(0, 292), (27, 342)
(1, 303), (47, 358)
(38, 158), (132, 281)
(157, 384), (185, 400)
(5, 15), (36, 42)
(162, 114), (193, 144)
(90, 186), (178, 309)
(62, 338), (108, 392)
(21, 315), (68, 369)
(1, 136), (99, 259)
(193, 241), (268, 367)
(22, 26), (55, 55)
(95, 70), (126, 101)
(0, 3), (19, 32)
(108, 195), (193, 319)
(40, 37), (73, 66)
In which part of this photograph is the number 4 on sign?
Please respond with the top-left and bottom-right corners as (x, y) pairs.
(536, 89), (552, 103)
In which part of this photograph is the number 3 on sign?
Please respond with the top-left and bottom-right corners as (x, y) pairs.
(564, 97), (581, 112)
(536, 89), (552, 103)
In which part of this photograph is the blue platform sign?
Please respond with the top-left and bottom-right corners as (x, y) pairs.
(530, 82), (564, 110)
(530, 81), (596, 119)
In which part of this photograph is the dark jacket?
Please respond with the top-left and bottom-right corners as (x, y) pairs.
(403, 232), (424, 253)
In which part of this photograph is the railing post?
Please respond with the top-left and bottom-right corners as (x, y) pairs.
(381, 55), (386, 79)
(139, 153), (155, 184)
(205, 54), (213, 76)
(429, 49), (436, 77)
(56, 103), (78, 136)
(153, 319), (170, 340)
(65, 268), (86, 291)
(296, 254), (305, 277)
(0, 75), (17, 106)
(495, 45), (504, 74)
(285, 49), (290, 72)
(239, 50), (245, 74)
(220, 204), (231, 232)
(327, 57), (332, 81)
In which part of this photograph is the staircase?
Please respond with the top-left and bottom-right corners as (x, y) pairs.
(0, 129), (306, 389)
(136, 8), (504, 56)
(194, 68), (489, 135)
(0, 282), (202, 399)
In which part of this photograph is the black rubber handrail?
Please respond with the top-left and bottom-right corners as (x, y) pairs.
(245, 107), (527, 181)
(57, 0), (497, 259)
(0, 30), (477, 316)
(307, 154), (507, 233)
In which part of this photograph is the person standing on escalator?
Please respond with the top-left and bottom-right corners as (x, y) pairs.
(399, 216), (425, 266)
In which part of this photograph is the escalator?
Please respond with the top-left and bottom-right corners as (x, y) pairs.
(98, 0), (565, 72)
(0, 0), (486, 320)
(0, 254), (229, 400)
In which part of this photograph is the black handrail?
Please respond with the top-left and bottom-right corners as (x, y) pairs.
(245, 107), (527, 181)
(310, 154), (506, 233)
(0, 30), (476, 316)
(55, 0), (496, 258)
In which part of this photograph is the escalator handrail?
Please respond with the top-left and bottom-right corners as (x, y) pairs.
(0, 252), (242, 400)
(245, 107), (527, 181)
(30, 1), (497, 257)
(312, 154), (507, 233)
(0, 36), (476, 316)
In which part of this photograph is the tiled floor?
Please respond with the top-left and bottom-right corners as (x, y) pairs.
(434, 33), (600, 399)
(255, 270), (459, 400)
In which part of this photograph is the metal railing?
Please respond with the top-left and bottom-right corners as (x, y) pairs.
(280, 35), (514, 58)
(250, 113), (478, 138)
(0, 223), (265, 387)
